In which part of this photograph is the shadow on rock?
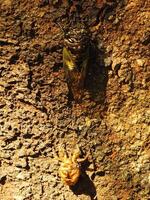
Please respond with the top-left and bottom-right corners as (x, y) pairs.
(85, 42), (108, 104)
(70, 171), (97, 200)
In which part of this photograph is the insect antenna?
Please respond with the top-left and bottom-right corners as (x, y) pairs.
(56, 22), (67, 38)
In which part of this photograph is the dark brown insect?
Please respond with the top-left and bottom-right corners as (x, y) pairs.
(63, 24), (91, 101)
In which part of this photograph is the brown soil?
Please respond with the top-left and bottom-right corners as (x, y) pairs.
(0, 0), (150, 199)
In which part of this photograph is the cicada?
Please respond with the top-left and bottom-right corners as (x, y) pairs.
(63, 24), (90, 101)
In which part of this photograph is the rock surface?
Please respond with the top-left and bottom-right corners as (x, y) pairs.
(0, 0), (149, 199)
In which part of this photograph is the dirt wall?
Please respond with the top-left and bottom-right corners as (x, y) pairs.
(0, 0), (149, 199)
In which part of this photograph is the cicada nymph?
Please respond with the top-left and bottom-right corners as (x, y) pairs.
(58, 145), (89, 186)
(63, 24), (91, 101)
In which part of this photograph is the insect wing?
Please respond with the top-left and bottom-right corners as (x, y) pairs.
(63, 46), (89, 100)
(63, 47), (76, 77)
(63, 47), (80, 98)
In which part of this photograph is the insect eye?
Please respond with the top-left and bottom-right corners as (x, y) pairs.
(68, 38), (75, 43)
